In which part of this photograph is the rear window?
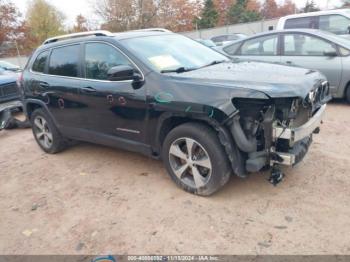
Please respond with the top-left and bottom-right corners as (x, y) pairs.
(32, 51), (49, 73)
(284, 17), (317, 29)
(48, 45), (80, 77)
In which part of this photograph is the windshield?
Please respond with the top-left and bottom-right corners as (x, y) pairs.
(318, 31), (350, 49)
(122, 34), (229, 73)
(0, 61), (18, 69)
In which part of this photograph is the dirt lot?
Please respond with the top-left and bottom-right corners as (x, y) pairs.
(0, 101), (349, 255)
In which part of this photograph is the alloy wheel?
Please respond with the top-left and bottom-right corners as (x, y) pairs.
(169, 137), (212, 189)
(33, 116), (53, 149)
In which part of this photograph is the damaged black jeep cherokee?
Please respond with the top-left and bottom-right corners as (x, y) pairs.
(20, 30), (330, 195)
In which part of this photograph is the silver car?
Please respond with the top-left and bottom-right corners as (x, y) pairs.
(219, 29), (350, 103)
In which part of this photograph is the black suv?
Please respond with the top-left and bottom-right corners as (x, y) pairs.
(20, 30), (330, 195)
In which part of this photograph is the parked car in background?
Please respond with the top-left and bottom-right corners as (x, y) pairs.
(0, 61), (21, 72)
(196, 39), (217, 48)
(210, 33), (247, 46)
(0, 73), (20, 104)
(20, 30), (329, 195)
(219, 29), (350, 103)
(277, 9), (350, 37)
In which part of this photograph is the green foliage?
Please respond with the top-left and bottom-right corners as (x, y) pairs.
(303, 0), (320, 13)
(26, 0), (65, 47)
(227, 0), (261, 24)
(194, 0), (219, 29)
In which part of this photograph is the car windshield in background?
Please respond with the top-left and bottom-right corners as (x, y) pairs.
(122, 34), (229, 73)
(320, 31), (350, 48)
(0, 61), (19, 70)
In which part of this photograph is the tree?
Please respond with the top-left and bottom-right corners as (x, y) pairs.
(194, 0), (219, 29)
(342, 0), (350, 7)
(246, 0), (260, 12)
(278, 0), (296, 16)
(0, 0), (23, 44)
(227, 0), (261, 24)
(96, 0), (158, 32)
(71, 14), (89, 33)
(0, 0), (27, 56)
(261, 0), (279, 19)
(157, 0), (201, 32)
(26, 0), (65, 48)
(303, 0), (320, 13)
(213, 0), (235, 26)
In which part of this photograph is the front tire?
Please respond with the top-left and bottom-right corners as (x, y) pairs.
(162, 123), (232, 196)
(30, 108), (67, 154)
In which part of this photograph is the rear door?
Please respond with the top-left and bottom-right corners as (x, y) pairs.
(280, 33), (342, 91)
(28, 45), (84, 129)
(230, 33), (282, 64)
(45, 44), (84, 128)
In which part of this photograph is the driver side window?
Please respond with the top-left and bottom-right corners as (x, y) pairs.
(85, 43), (132, 80)
(283, 34), (336, 56)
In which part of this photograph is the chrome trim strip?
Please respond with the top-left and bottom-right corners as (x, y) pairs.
(273, 104), (326, 144)
(43, 30), (114, 45)
(116, 128), (140, 134)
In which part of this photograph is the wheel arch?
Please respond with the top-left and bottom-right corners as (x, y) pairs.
(345, 81), (350, 100)
(24, 99), (58, 126)
(155, 112), (246, 177)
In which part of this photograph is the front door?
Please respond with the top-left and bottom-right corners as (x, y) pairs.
(77, 42), (147, 143)
(281, 33), (342, 93)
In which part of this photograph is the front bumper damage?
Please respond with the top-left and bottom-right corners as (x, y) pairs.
(271, 104), (326, 166)
(227, 99), (327, 178)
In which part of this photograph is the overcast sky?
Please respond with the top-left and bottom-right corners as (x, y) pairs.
(11, 0), (344, 27)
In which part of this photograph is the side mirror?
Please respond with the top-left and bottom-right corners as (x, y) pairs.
(107, 65), (136, 81)
(323, 50), (337, 57)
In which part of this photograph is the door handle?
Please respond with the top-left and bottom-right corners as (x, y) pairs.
(81, 86), (96, 93)
(106, 94), (114, 104)
(286, 61), (293, 65)
(39, 82), (49, 88)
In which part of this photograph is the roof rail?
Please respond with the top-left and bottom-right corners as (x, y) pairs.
(42, 30), (114, 45)
(130, 28), (172, 33)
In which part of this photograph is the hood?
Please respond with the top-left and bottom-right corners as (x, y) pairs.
(0, 74), (17, 85)
(170, 61), (326, 99)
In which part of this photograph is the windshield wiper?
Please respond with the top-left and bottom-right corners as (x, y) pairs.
(200, 60), (227, 69)
(161, 67), (196, 74)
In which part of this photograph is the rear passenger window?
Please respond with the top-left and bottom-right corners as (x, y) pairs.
(32, 51), (49, 73)
(240, 34), (278, 56)
(223, 43), (241, 55)
(48, 45), (80, 77)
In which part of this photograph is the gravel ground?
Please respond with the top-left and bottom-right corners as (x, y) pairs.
(0, 101), (349, 255)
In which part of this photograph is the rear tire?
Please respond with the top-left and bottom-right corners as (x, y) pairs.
(346, 85), (350, 104)
(162, 122), (232, 196)
(30, 108), (67, 154)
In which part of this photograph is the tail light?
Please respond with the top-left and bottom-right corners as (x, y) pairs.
(16, 72), (24, 96)
(16, 72), (23, 87)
